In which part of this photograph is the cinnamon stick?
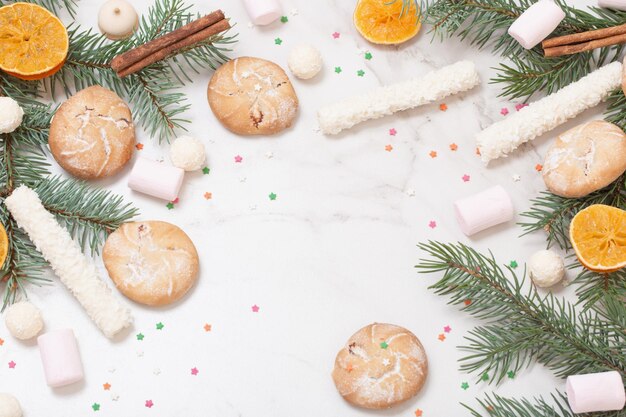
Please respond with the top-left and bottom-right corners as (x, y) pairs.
(544, 32), (626, 57)
(111, 9), (225, 73)
(542, 23), (626, 48)
(116, 18), (231, 77)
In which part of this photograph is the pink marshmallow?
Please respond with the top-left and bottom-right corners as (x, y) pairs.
(37, 329), (84, 388)
(598, 0), (626, 11)
(567, 371), (625, 413)
(508, 0), (565, 49)
(242, 0), (282, 25)
(128, 157), (184, 201)
(454, 186), (514, 236)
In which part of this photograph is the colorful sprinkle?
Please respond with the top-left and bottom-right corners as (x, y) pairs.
(166, 202), (174, 210)
(380, 341), (388, 349)
(507, 370), (516, 379)
(429, 151), (437, 158)
(509, 260), (518, 269)
(204, 192), (212, 200)
(500, 107), (509, 116)
(234, 155), (243, 163)
(265, 151), (274, 159)
(439, 103), (448, 111)
(202, 166), (210, 175)
(461, 382), (470, 390)
(92, 403), (100, 412)
(251, 304), (260, 313)
(475, 147), (481, 156)
(481, 373), (489, 381)
(535, 164), (543, 172)
(103, 383), (111, 391)
(364, 52), (373, 60)
(172, 198), (179, 204)
(0, 338), (4, 346)
(191, 367), (199, 376)
(428, 220), (437, 229)
(8, 360), (15, 369)
(280, 16), (288, 23)
(438, 334), (445, 341)
(389, 128), (397, 136)
(385, 144), (393, 152)
(156, 322), (164, 330)
(135, 143), (144, 150)
(269, 192), (277, 201)
(334, 66), (342, 74)
(332, 32), (340, 39)
(464, 299), (472, 306)
(145, 400), (154, 408)
(204, 323), (212, 332)
(515, 103), (528, 111)
(512, 174), (521, 182)
(357, 70), (365, 77)
(444, 325), (452, 333)
(462, 174), (470, 182)
(136, 333), (144, 341)
(449, 143), (458, 151)
(415, 409), (423, 417)
(274, 38), (282, 45)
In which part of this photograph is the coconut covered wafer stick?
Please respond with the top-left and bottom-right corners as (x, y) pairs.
(317, 61), (480, 135)
(476, 61), (622, 164)
(4, 186), (133, 339)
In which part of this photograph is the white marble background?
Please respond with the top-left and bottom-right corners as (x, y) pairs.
(0, 0), (607, 415)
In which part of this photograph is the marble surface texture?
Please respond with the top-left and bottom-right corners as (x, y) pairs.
(0, 0), (605, 416)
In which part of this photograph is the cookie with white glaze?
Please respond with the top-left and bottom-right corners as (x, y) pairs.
(543, 120), (626, 198)
(332, 323), (428, 409)
(103, 221), (199, 306)
(49, 86), (135, 179)
(207, 57), (299, 135)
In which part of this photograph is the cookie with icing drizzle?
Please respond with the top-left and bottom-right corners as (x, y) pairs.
(332, 323), (428, 409)
(207, 57), (299, 135)
(49, 86), (134, 179)
(103, 221), (199, 306)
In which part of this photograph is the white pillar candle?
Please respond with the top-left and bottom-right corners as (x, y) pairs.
(454, 186), (514, 236)
(37, 330), (84, 388)
(242, 0), (282, 25)
(566, 371), (626, 413)
(128, 157), (185, 201)
(4, 186), (133, 339)
(508, 0), (565, 49)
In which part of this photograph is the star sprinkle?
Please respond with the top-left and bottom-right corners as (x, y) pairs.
(136, 333), (144, 341)
(428, 220), (437, 229)
(481, 373), (490, 381)
(429, 150), (437, 158)
(111, 393), (120, 401)
(507, 370), (516, 379)
(357, 70), (365, 77)
(334, 66), (342, 74)
(254, 83), (262, 92)
(438, 334), (446, 341)
(145, 400), (154, 409)
(135, 143), (144, 150)
(204, 323), (212, 332)
(92, 403), (100, 412)
(103, 383), (111, 391)
(382, 358), (391, 366)
(364, 52), (373, 60)
(449, 143), (458, 151)
(137, 350), (144, 357)
(274, 38), (282, 45)
(515, 103), (528, 111)
(265, 151), (274, 159)
(439, 103), (448, 111)
(512, 174), (521, 182)
(385, 144), (393, 152)
(462, 174), (470, 182)
(415, 409), (423, 417)
(0, 338), (4, 346)
(332, 32), (340, 39)
(290, 8), (299, 16)
(380, 341), (388, 349)
(251, 304), (260, 313)
(500, 107), (509, 116)
(108, 367), (116, 373)
(156, 322), (164, 330)
(464, 299), (472, 306)
(234, 155), (243, 163)
(239, 176), (247, 183)
(405, 188), (416, 197)
(191, 367), (199, 376)
(269, 192), (277, 201)
(461, 382), (470, 390)
(444, 325), (452, 333)
(280, 15), (288, 23)
(509, 260), (518, 269)
(475, 147), (481, 156)
(204, 192), (212, 200)
(249, 204), (257, 211)
(8, 360), (15, 369)
(389, 128), (397, 136)
(202, 166), (210, 175)
(535, 164), (543, 172)
(153, 368), (161, 375)
(166, 202), (174, 210)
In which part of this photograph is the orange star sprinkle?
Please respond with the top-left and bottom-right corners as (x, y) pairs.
(415, 409), (423, 417)
(535, 164), (543, 172)
(135, 143), (144, 150)
(438, 334), (446, 341)
(439, 103), (447, 111)
(203, 323), (212, 332)
(449, 143), (458, 151)
(475, 147), (481, 156)
(429, 151), (437, 158)
(204, 192), (212, 200)
(385, 144), (393, 152)
(464, 299), (472, 306)
(103, 383), (111, 391)
(0, 338), (4, 346)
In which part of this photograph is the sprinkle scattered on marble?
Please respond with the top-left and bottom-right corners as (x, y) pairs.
(364, 51), (372, 60)
(290, 8), (298, 16)
(482, 373), (490, 381)
(280, 16), (288, 23)
(204, 192), (212, 200)
(92, 403), (100, 412)
(274, 38), (282, 45)
(156, 322), (164, 330)
(462, 174), (470, 182)
(512, 174), (521, 182)
(166, 202), (175, 210)
(265, 151), (274, 159)
(0, 338), (4, 346)
(464, 299), (472, 306)
(405, 188), (416, 197)
(439, 103), (448, 111)
(202, 166), (210, 175)
(449, 143), (458, 151)
(415, 409), (423, 417)
(136, 333), (144, 341)
(515, 103), (528, 111)
(332, 32), (340, 39)
(111, 393), (120, 401)
(145, 400), (154, 408)
(389, 128), (397, 136)
(507, 370), (516, 378)
(509, 260), (518, 269)
(334, 66), (342, 74)
(251, 304), (260, 313)
(103, 383), (111, 391)
(438, 334), (445, 341)
(204, 323), (212, 332)
(429, 151), (437, 158)
(135, 143), (144, 150)
(8, 360), (15, 369)
(269, 192), (277, 201)
(234, 155), (243, 163)
(429, 220), (437, 229)
(444, 325), (452, 333)
(357, 69), (365, 77)
(535, 164), (543, 172)
(500, 107), (509, 116)
(385, 144), (393, 152)
(461, 382), (470, 390)
(191, 367), (199, 376)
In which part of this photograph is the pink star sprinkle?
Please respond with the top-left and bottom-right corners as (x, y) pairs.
(145, 400), (154, 408)
(172, 197), (179, 204)
(8, 360), (15, 369)
(234, 155), (243, 163)
(515, 103), (528, 111)
(332, 32), (340, 39)
(428, 221), (437, 229)
(462, 174), (470, 182)
(444, 325), (452, 333)
(389, 128), (397, 136)
(500, 107), (509, 116)
(191, 367), (199, 376)
(251, 304), (260, 313)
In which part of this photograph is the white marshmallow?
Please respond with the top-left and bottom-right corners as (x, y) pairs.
(508, 0), (565, 49)
(4, 301), (43, 340)
(243, 0), (282, 25)
(528, 249), (565, 287)
(567, 371), (626, 413)
(128, 157), (185, 201)
(98, 0), (138, 40)
(0, 98), (23, 134)
(0, 393), (22, 417)
(37, 329), (84, 388)
(170, 136), (206, 171)
(288, 44), (323, 80)
(598, 0), (626, 11)
(454, 186), (514, 236)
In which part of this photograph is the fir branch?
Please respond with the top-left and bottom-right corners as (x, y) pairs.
(416, 241), (626, 384)
(573, 269), (626, 310)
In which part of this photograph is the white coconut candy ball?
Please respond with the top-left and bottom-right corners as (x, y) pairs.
(528, 249), (565, 288)
(170, 136), (206, 171)
(288, 44), (323, 80)
(0, 393), (22, 417)
(4, 301), (44, 340)
(0, 98), (24, 134)
(98, 0), (139, 40)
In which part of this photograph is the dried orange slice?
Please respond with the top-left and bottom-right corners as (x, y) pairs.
(0, 223), (8, 269)
(353, 0), (421, 45)
(0, 3), (69, 80)
(570, 204), (626, 272)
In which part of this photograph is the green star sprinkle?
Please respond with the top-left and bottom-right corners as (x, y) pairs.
(481, 373), (489, 381)
(202, 167), (210, 175)
(136, 333), (144, 341)
(166, 202), (174, 210)
(357, 70), (365, 77)
(92, 403), (100, 411)
(334, 67), (342, 74)
(269, 192), (277, 201)
(280, 16), (288, 23)
(274, 38), (283, 45)
(156, 322), (164, 330)
(461, 382), (469, 390)
(380, 341), (388, 349)
(364, 52), (372, 60)
(509, 260), (518, 269)
(507, 370), (516, 379)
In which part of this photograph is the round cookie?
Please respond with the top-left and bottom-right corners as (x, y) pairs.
(103, 221), (199, 306)
(543, 120), (626, 198)
(207, 57), (299, 135)
(49, 86), (135, 180)
(332, 323), (428, 409)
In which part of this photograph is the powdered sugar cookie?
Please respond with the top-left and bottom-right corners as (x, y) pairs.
(103, 221), (199, 306)
(332, 323), (428, 409)
(207, 57), (298, 135)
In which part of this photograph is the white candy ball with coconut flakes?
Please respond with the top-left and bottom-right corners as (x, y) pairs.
(288, 44), (323, 79)
(170, 136), (206, 171)
(0, 97), (23, 134)
(4, 301), (44, 340)
(528, 250), (565, 288)
(0, 393), (22, 417)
